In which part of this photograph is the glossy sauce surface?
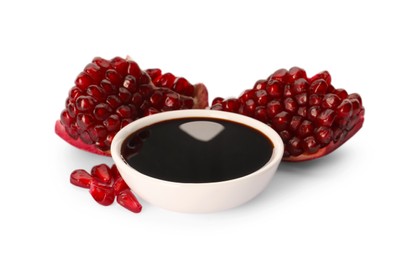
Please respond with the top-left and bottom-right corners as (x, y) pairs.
(121, 118), (274, 183)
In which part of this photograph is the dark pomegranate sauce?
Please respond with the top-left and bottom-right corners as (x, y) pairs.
(121, 118), (274, 183)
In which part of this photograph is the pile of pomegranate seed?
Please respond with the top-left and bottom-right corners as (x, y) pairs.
(211, 67), (364, 161)
(70, 163), (142, 213)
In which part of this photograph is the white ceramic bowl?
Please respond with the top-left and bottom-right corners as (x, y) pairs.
(111, 109), (284, 213)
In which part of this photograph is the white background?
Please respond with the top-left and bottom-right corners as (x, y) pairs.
(1, 0), (411, 259)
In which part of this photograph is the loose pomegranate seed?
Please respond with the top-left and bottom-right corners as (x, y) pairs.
(117, 190), (142, 213)
(110, 164), (121, 180)
(113, 177), (129, 195)
(70, 169), (94, 188)
(90, 164), (113, 184)
(89, 180), (115, 206)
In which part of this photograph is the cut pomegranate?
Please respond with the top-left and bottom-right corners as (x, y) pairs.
(211, 67), (365, 161)
(55, 56), (208, 156)
(70, 163), (142, 213)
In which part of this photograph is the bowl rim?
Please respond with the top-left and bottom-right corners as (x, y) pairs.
(111, 109), (284, 186)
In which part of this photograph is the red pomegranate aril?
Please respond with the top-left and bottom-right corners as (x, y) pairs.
(122, 75), (138, 92)
(333, 88), (349, 100)
(116, 105), (133, 118)
(89, 180), (115, 206)
(272, 111), (291, 131)
(284, 97), (297, 113)
(75, 72), (94, 91)
(105, 69), (123, 86)
(212, 97), (224, 105)
(268, 68), (290, 83)
(92, 57), (110, 69)
(70, 169), (94, 188)
(266, 80), (283, 98)
(336, 99), (353, 118)
(287, 137), (303, 156)
(146, 68), (162, 82)
(292, 78), (309, 94)
(302, 136), (320, 154)
(266, 100), (282, 117)
(289, 66), (307, 80)
(76, 96), (96, 112)
(289, 115), (303, 132)
(254, 89), (269, 105)
(91, 164), (113, 184)
(239, 89), (254, 103)
(149, 91), (164, 109)
(309, 94), (322, 106)
(93, 103), (112, 121)
(317, 109), (336, 127)
(297, 106), (307, 118)
(308, 106), (321, 121)
(295, 93), (308, 106)
(173, 77), (194, 96)
(279, 129), (292, 142)
(348, 93), (362, 105)
(88, 125), (107, 143)
(118, 87), (132, 103)
(120, 118), (132, 128)
(76, 113), (95, 131)
(127, 60), (142, 78)
(113, 177), (129, 195)
(315, 126), (333, 145)
(310, 71), (331, 85)
(86, 85), (106, 102)
(144, 107), (159, 116)
(297, 120), (314, 138)
(110, 57), (128, 77)
(332, 127), (344, 142)
(79, 131), (93, 144)
(350, 98), (361, 115)
(223, 98), (241, 112)
(158, 73), (175, 88)
(254, 106), (268, 122)
(309, 79), (328, 95)
(322, 93), (341, 109)
(67, 102), (78, 118)
(69, 87), (82, 100)
(181, 96), (195, 109)
(103, 114), (121, 132)
(117, 190), (142, 213)
(164, 92), (181, 109)
(284, 84), (292, 97)
(60, 110), (73, 126)
(253, 79), (267, 90)
(111, 164), (121, 179)
(84, 63), (103, 81)
(100, 80), (116, 95)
